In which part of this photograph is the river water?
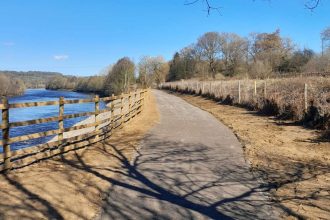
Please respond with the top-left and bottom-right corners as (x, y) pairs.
(0, 89), (105, 152)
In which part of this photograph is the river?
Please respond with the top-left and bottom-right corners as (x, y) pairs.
(0, 89), (105, 152)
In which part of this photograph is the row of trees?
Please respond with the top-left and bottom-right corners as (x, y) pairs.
(46, 57), (169, 96)
(44, 75), (105, 93)
(0, 71), (64, 96)
(0, 74), (25, 96)
(46, 58), (134, 96)
(46, 27), (330, 94)
(168, 28), (330, 80)
(45, 76), (77, 90)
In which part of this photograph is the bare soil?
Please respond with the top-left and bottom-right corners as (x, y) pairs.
(0, 93), (159, 220)
(176, 93), (330, 220)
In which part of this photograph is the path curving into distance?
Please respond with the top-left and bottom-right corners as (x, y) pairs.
(98, 90), (282, 220)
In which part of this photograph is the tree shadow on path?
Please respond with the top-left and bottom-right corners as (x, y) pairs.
(59, 135), (283, 220)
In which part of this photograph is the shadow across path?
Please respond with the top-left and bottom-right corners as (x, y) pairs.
(2, 91), (328, 219)
(95, 90), (281, 219)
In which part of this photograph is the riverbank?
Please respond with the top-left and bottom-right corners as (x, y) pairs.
(1, 89), (93, 152)
(45, 88), (96, 96)
(174, 92), (330, 219)
(0, 92), (159, 219)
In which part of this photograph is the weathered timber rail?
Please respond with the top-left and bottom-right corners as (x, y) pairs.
(0, 90), (147, 172)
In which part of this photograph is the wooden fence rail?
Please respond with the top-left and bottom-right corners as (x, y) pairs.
(0, 89), (147, 172)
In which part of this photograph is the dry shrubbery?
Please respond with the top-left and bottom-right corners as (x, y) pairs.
(161, 77), (330, 137)
(0, 74), (25, 96)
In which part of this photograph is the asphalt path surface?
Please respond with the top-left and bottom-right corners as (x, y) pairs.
(98, 90), (281, 220)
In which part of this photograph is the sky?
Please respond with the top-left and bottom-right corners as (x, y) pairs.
(0, 0), (329, 76)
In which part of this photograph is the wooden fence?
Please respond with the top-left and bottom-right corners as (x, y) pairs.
(0, 90), (147, 172)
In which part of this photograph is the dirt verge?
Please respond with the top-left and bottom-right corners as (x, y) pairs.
(175, 92), (330, 220)
(0, 92), (159, 220)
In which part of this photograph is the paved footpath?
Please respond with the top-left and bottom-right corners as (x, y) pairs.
(98, 90), (282, 220)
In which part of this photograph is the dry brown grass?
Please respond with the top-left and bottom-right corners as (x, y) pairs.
(176, 93), (330, 220)
(162, 77), (330, 136)
(0, 92), (159, 220)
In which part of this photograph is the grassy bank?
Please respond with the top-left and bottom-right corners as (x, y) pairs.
(174, 93), (330, 219)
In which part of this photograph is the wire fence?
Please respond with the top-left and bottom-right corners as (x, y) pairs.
(161, 77), (330, 129)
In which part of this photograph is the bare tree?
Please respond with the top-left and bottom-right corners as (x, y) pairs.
(321, 27), (330, 56)
(180, 45), (204, 78)
(0, 74), (11, 95)
(304, 52), (330, 72)
(219, 33), (248, 76)
(138, 56), (169, 87)
(138, 56), (154, 88)
(248, 29), (294, 72)
(0, 74), (25, 96)
(104, 57), (135, 95)
(196, 32), (222, 78)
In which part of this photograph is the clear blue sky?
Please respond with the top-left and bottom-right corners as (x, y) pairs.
(0, 0), (329, 76)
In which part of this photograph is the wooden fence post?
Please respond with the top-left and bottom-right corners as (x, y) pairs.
(2, 97), (11, 171)
(94, 95), (100, 141)
(254, 81), (257, 97)
(210, 82), (212, 96)
(128, 92), (132, 121)
(140, 90), (144, 112)
(110, 94), (115, 128)
(264, 81), (267, 99)
(120, 93), (124, 127)
(238, 81), (241, 104)
(304, 83), (308, 112)
(219, 82), (222, 98)
(134, 91), (137, 117)
(58, 97), (64, 146)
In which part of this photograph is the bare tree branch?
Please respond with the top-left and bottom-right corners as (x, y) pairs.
(184, 0), (200, 5)
(185, 0), (322, 15)
(305, 0), (320, 10)
(185, 0), (221, 15)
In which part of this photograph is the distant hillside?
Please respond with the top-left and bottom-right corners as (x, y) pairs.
(0, 71), (64, 88)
